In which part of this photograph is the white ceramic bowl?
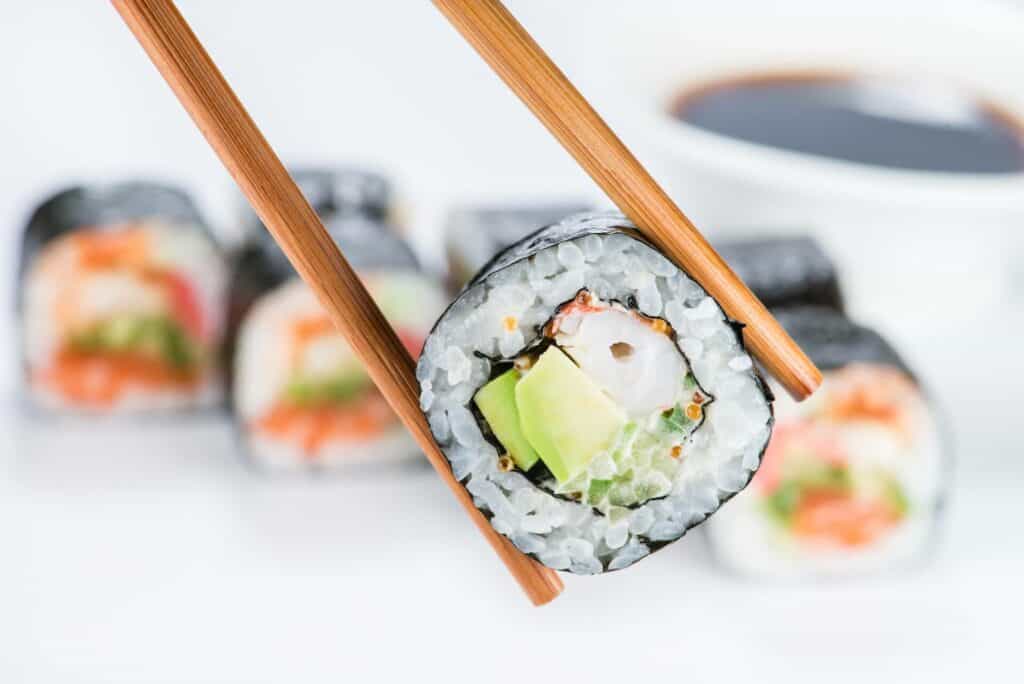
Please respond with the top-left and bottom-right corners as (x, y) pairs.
(578, 0), (1024, 339)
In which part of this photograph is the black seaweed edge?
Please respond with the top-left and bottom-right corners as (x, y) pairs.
(714, 235), (845, 314)
(417, 212), (776, 574)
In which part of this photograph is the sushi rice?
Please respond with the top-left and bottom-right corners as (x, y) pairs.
(418, 212), (774, 574)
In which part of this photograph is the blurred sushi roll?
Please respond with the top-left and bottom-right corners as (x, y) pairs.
(444, 202), (592, 291)
(716, 236), (844, 312)
(18, 182), (227, 413)
(418, 212), (774, 574)
(231, 214), (448, 470)
(705, 307), (948, 578)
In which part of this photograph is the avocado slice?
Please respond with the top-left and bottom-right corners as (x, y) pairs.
(285, 370), (370, 406)
(474, 369), (538, 471)
(68, 316), (196, 370)
(102, 315), (146, 349)
(515, 346), (627, 483)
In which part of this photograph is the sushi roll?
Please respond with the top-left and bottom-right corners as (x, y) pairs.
(18, 183), (227, 413)
(715, 236), (844, 312)
(444, 202), (592, 291)
(418, 212), (774, 574)
(231, 216), (448, 470)
(705, 307), (948, 578)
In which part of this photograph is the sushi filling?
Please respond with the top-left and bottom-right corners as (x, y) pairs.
(757, 424), (909, 547)
(27, 226), (217, 406)
(237, 272), (446, 464)
(752, 365), (918, 548)
(67, 315), (198, 373)
(475, 290), (711, 513)
(252, 314), (396, 456)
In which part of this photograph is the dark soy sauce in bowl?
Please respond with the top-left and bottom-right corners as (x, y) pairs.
(672, 72), (1024, 174)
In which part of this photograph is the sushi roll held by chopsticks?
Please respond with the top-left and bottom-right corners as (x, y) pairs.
(418, 212), (775, 573)
(111, 0), (822, 603)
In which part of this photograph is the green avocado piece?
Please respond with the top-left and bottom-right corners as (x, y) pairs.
(102, 315), (145, 349)
(587, 479), (613, 504)
(515, 346), (627, 483)
(156, 319), (194, 369)
(69, 316), (196, 370)
(474, 369), (538, 471)
(285, 370), (370, 407)
(880, 475), (910, 517)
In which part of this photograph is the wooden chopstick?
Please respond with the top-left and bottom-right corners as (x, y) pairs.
(432, 0), (823, 400)
(111, 0), (564, 607)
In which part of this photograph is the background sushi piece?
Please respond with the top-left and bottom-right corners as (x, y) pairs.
(17, 182), (228, 414)
(230, 197), (448, 470)
(224, 167), (419, 371)
(705, 306), (949, 578)
(237, 167), (398, 245)
(715, 235), (844, 312)
(443, 202), (592, 291)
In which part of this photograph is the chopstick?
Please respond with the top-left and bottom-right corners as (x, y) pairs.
(111, 0), (564, 607)
(432, 0), (822, 400)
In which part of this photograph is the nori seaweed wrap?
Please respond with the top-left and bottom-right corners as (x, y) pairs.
(18, 182), (227, 413)
(417, 211), (774, 574)
(706, 306), (948, 578)
(715, 236), (844, 312)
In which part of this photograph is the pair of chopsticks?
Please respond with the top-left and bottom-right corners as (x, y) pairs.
(112, 0), (821, 607)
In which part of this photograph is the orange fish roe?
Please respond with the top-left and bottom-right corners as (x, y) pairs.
(287, 315), (337, 369)
(548, 289), (677, 339)
(290, 315), (335, 346)
(822, 364), (916, 437)
(254, 391), (395, 457)
(648, 318), (671, 335)
(73, 225), (150, 270)
(502, 316), (518, 332)
(37, 348), (200, 407)
(670, 445), (683, 459)
(792, 493), (902, 548)
(685, 403), (703, 421)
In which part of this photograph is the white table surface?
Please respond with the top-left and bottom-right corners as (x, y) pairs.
(2, 2), (1022, 682)
(1, 401), (1020, 684)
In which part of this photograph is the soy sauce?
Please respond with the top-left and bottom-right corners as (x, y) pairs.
(672, 73), (1024, 174)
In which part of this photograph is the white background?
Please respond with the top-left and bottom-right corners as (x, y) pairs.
(1, 1), (1022, 682)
